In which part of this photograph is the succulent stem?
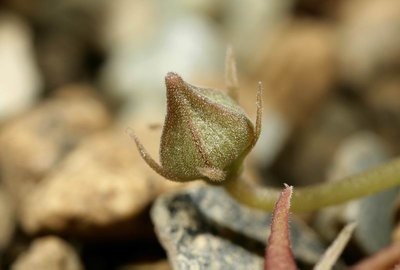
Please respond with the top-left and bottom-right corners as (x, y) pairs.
(223, 157), (400, 212)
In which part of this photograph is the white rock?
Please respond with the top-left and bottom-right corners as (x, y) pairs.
(100, 1), (224, 114)
(225, 0), (293, 64)
(0, 13), (42, 122)
(251, 107), (291, 168)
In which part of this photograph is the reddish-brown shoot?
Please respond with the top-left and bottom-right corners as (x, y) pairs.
(265, 185), (297, 270)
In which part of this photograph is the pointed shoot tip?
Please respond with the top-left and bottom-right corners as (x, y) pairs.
(252, 82), (263, 146)
(265, 184), (296, 270)
(165, 72), (184, 89)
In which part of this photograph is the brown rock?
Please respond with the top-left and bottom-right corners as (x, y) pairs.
(292, 0), (344, 18)
(118, 260), (171, 270)
(5, 0), (104, 90)
(363, 78), (400, 152)
(339, 0), (400, 88)
(365, 79), (400, 123)
(0, 85), (111, 208)
(0, 187), (15, 251)
(11, 236), (83, 270)
(271, 98), (366, 186)
(20, 127), (187, 237)
(252, 20), (336, 127)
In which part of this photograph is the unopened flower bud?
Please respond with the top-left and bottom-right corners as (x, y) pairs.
(130, 66), (262, 183)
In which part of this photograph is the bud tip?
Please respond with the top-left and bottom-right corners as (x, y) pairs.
(165, 72), (184, 89)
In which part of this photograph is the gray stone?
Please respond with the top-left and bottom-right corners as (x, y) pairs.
(151, 186), (327, 269)
(318, 132), (399, 254)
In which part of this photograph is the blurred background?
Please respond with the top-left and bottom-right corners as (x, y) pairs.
(1, 0), (400, 269)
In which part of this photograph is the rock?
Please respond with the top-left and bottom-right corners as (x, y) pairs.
(316, 132), (398, 254)
(363, 78), (400, 152)
(251, 108), (291, 168)
(0, 13), (42, 122)
(99, 0), (159, 52)
(0, 86), (111, 207)
(35, 4), (104, 90)
(327, 132), (390, 181)
(100, 0), (223, 52)
(11, 236), (83, 270)
(240, 21), (337, 170)
(118, 260), (171, 270)
(272, 98), (366, 186)
(20, 127), (186, 237)
(100, 1), (224, 114)
(224, 0), (293, 62)
(238, 21), (337, 170)
(292, 0), (345, 18)
(6, 0), (105, 90)
(36, 30), (91, 90)
(0, 187), (15, 252)
(338, 0), (400, 89)
(252, 20), (336, 127)
(364, 78), (400, 126)
(151, 186), (327, 269)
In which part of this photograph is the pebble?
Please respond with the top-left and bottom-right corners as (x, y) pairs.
(11, 236), (83, 270)
(0, 187), (15, 252)
(225, 0), (293, 63)
(363, 78), (400, 152)
(117, 260), (171, 270)
(0, 86), (111, 208)
(151, 186), (327, 269)
(338, 0), (400, 88)
(317, 132), (398, 254)
(20, 128), (186, 237)
(272, 98), (366, 186)
(253, 20), (336, 127)
(0, 13), (42, 122)
(100, 1), (224, 114)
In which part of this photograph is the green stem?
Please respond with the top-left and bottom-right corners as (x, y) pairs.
(223, 157), (400, 212)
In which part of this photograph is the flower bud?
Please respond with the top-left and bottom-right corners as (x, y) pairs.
(130, 72), (262, 183)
